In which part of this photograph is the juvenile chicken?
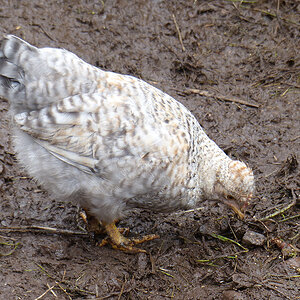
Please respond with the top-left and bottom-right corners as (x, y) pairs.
(0, 35), (254, 252)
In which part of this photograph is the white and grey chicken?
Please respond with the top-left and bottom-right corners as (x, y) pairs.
(0, 35), (254, 252)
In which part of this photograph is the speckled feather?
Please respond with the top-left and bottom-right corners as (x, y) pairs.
(0, 35), (254, 223)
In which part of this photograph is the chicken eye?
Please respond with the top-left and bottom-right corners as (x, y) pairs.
(226, 195), (235, 201)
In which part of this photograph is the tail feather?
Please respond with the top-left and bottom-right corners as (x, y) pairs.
(0, 73), (25, 107)
(0, 59), (24, 80)
(0, 35), (36, 110)
(0, 36), (36, 87)
(0, 35), (36, 64)
(1, 35), (100, 113)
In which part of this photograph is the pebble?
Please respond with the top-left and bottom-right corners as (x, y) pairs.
(223, 290), (245, 300)
(242, 230), (266, 246)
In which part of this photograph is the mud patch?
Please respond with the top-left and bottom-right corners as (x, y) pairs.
(0, 0), (299, 299)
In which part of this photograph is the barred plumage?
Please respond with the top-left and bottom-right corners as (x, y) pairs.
(0, 35), (254, 251)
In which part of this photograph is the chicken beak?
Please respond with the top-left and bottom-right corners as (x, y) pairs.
(222, 197), (250, 220)
(227, 202), (245, 220)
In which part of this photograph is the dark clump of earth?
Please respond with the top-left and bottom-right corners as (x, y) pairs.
(0, 1), (299, 299)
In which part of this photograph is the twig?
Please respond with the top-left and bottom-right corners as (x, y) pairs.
(47, 283), (58, 297)
(253, 69), (300, 88)
(276, 0), (281, 27)
(225, 0), (258, 3)
(55, 282), (72, 300)
(35, 263), (94, 297)
(290, 232), (299, 241)
(197, 250), (249, 264)
(251, 8), (300, 27)
(31, 23), (57, 42)
(228, 220), (238, 242)
(0, 241), (20, 256)
(198, 271), (214, 282)
(118, 277), (127, 300)
(264, 283), (294, 300)
(280, 87), (290, 97)
(279, 214), (300, 223)
(158, 267), (174, 278)
(36, 263), (56, 280)
(172, 14), (185, 52)
(149, 252), (157, 274)
(269, 273), (300, 279)
(290, 135), (300, 142)
(91, 288), (133, 300)
(0, 235), (18, 241)
(265, 168), (279, 178)
(210, 233), (249, 252)
(181, 88), (260, 108)
(257, 190), (297, 222)
(174, 207), (204, 215)
(280, 82), (300, 89)
(34, 285), (56, 300)
(0, 225), (88, 236)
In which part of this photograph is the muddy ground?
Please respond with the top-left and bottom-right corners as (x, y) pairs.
(0, 0), (299, 299)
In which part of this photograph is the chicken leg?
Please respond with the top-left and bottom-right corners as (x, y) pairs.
(81, 210), (159, 253)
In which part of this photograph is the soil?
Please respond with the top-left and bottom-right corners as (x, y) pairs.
(0, 0), (299, 299)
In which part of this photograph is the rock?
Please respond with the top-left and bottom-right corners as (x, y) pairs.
(223, 290), (245, 300)
(242, 230), (266, 246)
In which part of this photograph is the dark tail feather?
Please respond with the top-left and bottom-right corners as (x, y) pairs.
(0, 35), (36, 64)
(0, 35), (33, 103)
(0, 59), (24, 80)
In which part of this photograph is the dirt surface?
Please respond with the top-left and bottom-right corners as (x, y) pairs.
(0, 0), (299, 299)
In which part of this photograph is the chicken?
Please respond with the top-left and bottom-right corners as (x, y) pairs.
(0, 35), (254, 252)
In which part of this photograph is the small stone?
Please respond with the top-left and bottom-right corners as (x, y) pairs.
(242, 230), (266, 246)
(223, 290), (245, 300)
(137, 252), (148, 273)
